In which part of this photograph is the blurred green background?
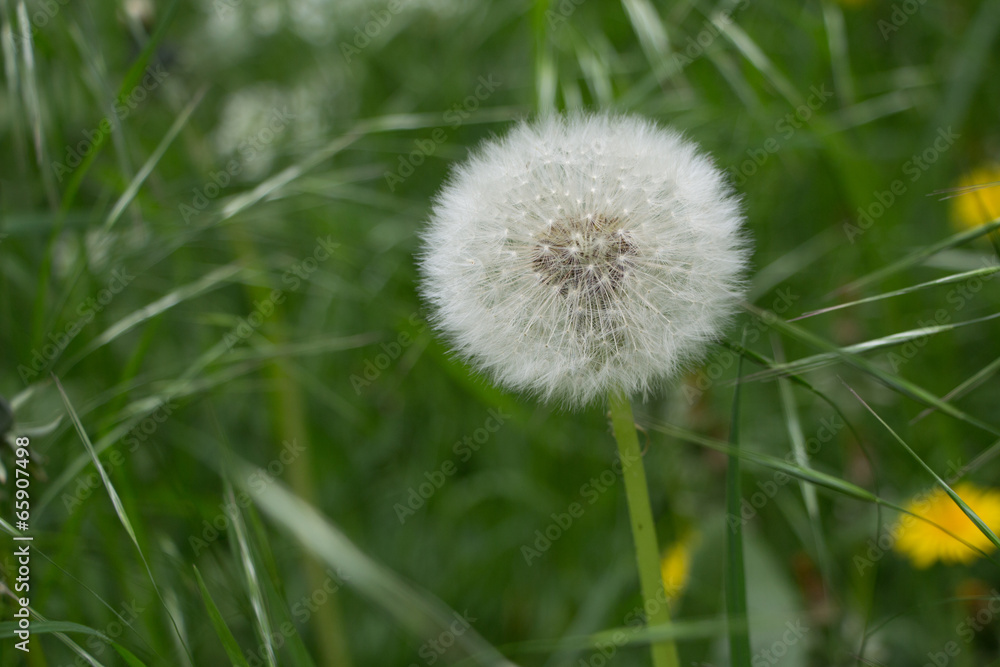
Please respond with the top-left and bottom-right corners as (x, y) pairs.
(2, 0), (1000, 665)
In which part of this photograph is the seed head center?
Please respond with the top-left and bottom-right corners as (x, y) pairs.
(531, 215), (637, 298)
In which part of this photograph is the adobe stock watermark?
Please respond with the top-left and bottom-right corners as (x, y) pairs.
(521, 447), (641, 566)
(683, 287), (798, 405)
(671, 0), (750, 72)
(545, 0), (586, 31)
(394, 408), (510, 523)
(350, 313), (428, 394)
(62, 400), (178, 513)
(731, 85), (834, 187)
(241, 566), (352, 667)
(213, 0), (245, 19)
(843, 126), (959, 243)
(383, 75), (502, 192)
(752, 619), (810, 666)
(8, 0), (72, 55)
(577, 582), (684, 666)
(918, 589), (1000, 667)
(405, 610), (478, 667)
(339, 0), (409, 63)
(180, 106), (295, 223)
(17, 267), (135, 383)
(881, 258), (998, 373)
(52, 64), (169, 182)
(878, 0), (928, 41)
(189, 439), (306, 555)
(855, 458), (974, 575)
(62, 599), (145, 667)
(726, 415), (844, 532)
(223, 236), (339, 350)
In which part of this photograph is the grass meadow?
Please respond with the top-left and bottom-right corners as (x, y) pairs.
(3, 0), (1000, 665)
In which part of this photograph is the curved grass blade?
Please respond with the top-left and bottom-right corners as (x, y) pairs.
(102, 86), (208, 233)
(497, 616), (735, 657)
(230, 457), (517, 667)
(52, 375), (195, 666)
(911, 355), (1000, 424)
(743, 303), (1000, 438)
(193, 566), (252, 667)
(842, 379), (1000, 554)
(60, 264), (245, 372)
(644, 419), (997, 565)
(773, 337), (831, 587)
(0, 598), (103, 666)
(829, 218), (1000, 299)
(742, 311), (1000, 383)
(724, 336), (751, 667)
(113, 643), (150, 667)
(0, 620), (108, 640)
(792, 265), (1000, 321)
(225, 484), (277, 667)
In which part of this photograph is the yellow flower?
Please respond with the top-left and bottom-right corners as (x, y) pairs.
(894, 483), (1000, 568)
(661, 532), (698, 600)
(950, 164), (1000, 231)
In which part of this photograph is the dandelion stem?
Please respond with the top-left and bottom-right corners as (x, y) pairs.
(609, 390), (680, 667)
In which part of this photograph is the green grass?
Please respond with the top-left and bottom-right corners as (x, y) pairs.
(3, 0), (1000, 665)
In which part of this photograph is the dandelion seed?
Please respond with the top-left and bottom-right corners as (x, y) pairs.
(418, 113), (750, 407)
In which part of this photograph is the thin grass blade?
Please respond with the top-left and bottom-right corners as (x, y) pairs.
(842, 379), (1000, 554)
(193, 566), (252, 667)
(724, 335), (751, 667)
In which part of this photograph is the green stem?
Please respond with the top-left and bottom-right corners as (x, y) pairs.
(609, 390), (680, 667)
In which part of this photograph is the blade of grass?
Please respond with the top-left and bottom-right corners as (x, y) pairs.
(724, 335), (751, 667)
(0, 598), (105, 666)
(829, 218), (1000, 299)
(910, 355), (1000, 424)
(713, 17), (801, 106)
(34, 0), (181, 355)
(499, 616), (737, 656)
(743, 303), (1000, 437)
(228, 456), (517, 667)
(792, 265), (1000, 321)
(644, 419), (998, 565)
(102, 86), (208, 233)
(193, 565), (252, 667)
(841, 379), (1000, 554)
(749, 229), (839, 302)
(821, 0), (854, 105)
(60, 263), (245, 372)
(242, 503), (318, 667)
(621, 0), (672, 84)
(773, 337), (831, 588)
(225, 483), (278, 667)
(0, 620), (111, 640)
(15, 1), (56, 208)
(742, 311), (1000, 383)
(113, 643), (150, 667)
(53, 374), (195, 666)
(929, 0), (1000, 135)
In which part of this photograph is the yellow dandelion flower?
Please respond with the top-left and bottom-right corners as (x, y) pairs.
(950, 164), (1000, 231)
(661, 532), (698, 600)
(893, 483), (1000, 568)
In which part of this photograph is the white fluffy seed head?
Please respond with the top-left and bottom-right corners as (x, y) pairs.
(418, 113), (751, 408)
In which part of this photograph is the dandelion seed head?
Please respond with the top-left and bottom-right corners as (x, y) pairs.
(418, 113), (751, 407)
